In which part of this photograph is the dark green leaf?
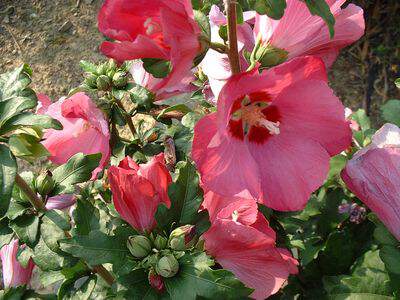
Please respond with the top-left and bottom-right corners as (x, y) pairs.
(127, 83), (155, 110)
(0, 113), (62, 135)
(0, 64), (33, 101)
(59, 230), (130, 266)
(380, 246), (400, 275)
(72, 198), (101, 236)
(157, 104), (192, 119)
(251, 0), (287, 20)
(142, 58), (171, 79)
(194, 10), (211, 40)
(381, 99), (400, 126)
(0, 218), (14, 249)
(155, 161), (203, 231)
(58, 275), (97, 300)
(9, 214), (39, 247)
(42, 210), (71, 252)
(304, 0), (335, 38)
(9, 133), (50, 162)
(32, 237), (67, 271)
(0, 96), (37, 128)
(164, 252), (252, 299)
(0, 144), (17, 217)
(52, 153), (101, 194)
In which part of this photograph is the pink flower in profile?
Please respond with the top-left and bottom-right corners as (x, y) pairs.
(192, 57), (351, 211)
(342, 123), (400, 240)
(254, 0), (365, 67)
(45, 194), (76, 210)
(203, 199), (298, 299)
(98, 0), (201, 99)
(130, 60), (195, 101)
(0, 239), (35, 288)
(108, 153), (172, 232)
(37, 92), (110, 179)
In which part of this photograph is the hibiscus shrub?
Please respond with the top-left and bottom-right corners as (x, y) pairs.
(1, 0), (400, 299)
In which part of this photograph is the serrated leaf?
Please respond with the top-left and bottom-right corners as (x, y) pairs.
(0, 144), (17, 217)
(0, 64), (32, 101)
(155, 161), (203, 231)
(59, 230), (130, 266)
(0, 113), (62, 135)
(381, 99), (400, 126)
(9, 214), (39, 247)
(164, 252), (252, 299)
(304, 0), (335, 38)
(72, 198), (101, 236)
(127, 83), (155, 110)
(52, 153), (101, 194)
(58, 275), (97, 300)
(42, 210), (71, 252)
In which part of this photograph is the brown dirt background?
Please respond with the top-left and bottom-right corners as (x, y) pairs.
(0, 0), (399, 125)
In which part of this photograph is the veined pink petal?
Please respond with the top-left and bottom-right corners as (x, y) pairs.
(36, 93), (52, 114)
(0, 239), (35, 288)
(45, 194), (76, 210)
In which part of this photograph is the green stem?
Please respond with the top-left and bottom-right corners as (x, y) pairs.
(15, 174), (46, 211)
(114, 98), (136, 137)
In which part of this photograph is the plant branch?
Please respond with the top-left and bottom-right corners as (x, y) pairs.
(92, 265), (116, 285)
(115, 98), (136, 136)
(224, 0), (241, 74)
(15, 174), (46, 211)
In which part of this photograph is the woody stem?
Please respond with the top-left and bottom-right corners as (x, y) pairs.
(224, 0), (241, 74)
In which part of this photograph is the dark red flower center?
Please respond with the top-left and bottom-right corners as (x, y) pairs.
(228, 91), (281, 144)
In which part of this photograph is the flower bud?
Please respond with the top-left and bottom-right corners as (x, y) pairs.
(84, 73), (98, 89)
(255, 45), (288, 68)
(127, 235), (152, 259)
(156, 254), (179, 278)
(35, 171), (55, 196)
(107, 59), (117, 72)
(112, 71), (128, 88)
(148, 270), (165, 293)
(96, 75), (112, 91)
(96, 63), (108, 75)
(168, 225), (196, 251)
(154, 235), (168, 250)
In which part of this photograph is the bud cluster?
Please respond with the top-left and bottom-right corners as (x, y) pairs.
(83, 60), (129, 92)
(126, 225), (198, 292)
(34, 170), (55, 197)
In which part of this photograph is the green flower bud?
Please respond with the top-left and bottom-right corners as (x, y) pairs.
(127, 235), (152, 259)
(84, 73), (98, 89)
(168, 225), (196, 251)
(107, 59), (117, 72)
(112, 71), (128, 88)
(255, 45), (288, 68)
(35, 171), (55, 196)
(156, 254), (179, 278)
(96, 75), (112, 91)
(154, 235), (168, 250)
(96, 63), (108, 75)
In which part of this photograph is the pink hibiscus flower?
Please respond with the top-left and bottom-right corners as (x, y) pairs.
(98, 0), (201, 99)
(192, 57), (351, 211)
(0, 239), (35, 288)
(37, 93), (110, 179)
(203, 198), (298, 299)
(342, 123), (400, 240)
(254, 0), (365, 67)
(108, 153), (172, 232)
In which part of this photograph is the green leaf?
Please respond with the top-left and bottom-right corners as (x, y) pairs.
(41, 210), (71, 252)
(164, 252), (253, 299)
(0, 144), (17, 217)
(395, 78), (400, 89)
(52, 153), (102, 194)
(72, 198), (101, 236)
(326, 154), (347, 183)
(0, 286), (27, 300)
(304, 0), (335, 38)
(194, 10), (211, 41)
(251, 0), (287, 20)
(142, 58), (171, 79)
(9, 214), (39, 247)
(0, 113), (62, 135)
(0, 218), (14, 249)
(157, 104), (192, 119)
(59, 230), (130, 266)
(127, 83), (155, 110)
(9, 133), (50, 162)
(373, 223), (399, 247)
(58, 275), (97, 300)
(32, 237), (68, 271)
(155, 161), (203, 231)
(117, 269), (164, 299)
(0, 96), (37, 128)
(380, 246), (400, 275)
(0, 64), (33, 101)
(79, 60), (98, 74)
(381, 99), (400, 126)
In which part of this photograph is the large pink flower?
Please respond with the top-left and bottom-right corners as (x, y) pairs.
(108, 154), (172, 232)
(98, 0), (201, 99)
(37, 93), (110, 178)
(192, 57), (351, 211)
(254, 0), (365, 67)
(0, 239), (35, 288)
(203, 199), (298, 299)
(342, 123), (400, 241)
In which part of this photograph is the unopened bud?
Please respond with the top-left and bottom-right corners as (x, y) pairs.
(96, 63), (108, 75)
(127, 235), (152, 259)
(156, 254), (179, 278)
(96, 75), (111, 91)
(255, 45), (288, 68)
(168, 225), (196, 251)
(35, 171), (55, 196)
(84, 73), (98, 89)
(112, 71), (128, 88)
(154, 235), (168, 250)
(148, 270), (165, 293)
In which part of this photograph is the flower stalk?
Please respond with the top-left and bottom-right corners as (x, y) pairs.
(224, 0), (241, 74)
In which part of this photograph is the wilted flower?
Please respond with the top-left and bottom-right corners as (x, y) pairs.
(148, 270), (165, 293)
(37, 92), (110, 179)
(0, 239), (35, 288)
(338, 203), (366, 224)
(342, 123), (400, 240)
